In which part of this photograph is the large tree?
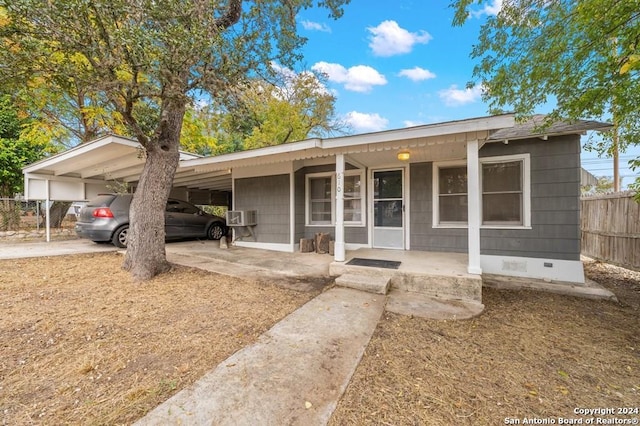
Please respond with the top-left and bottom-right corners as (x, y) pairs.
(0, 0), (349, 280)
(451, 0), (640, 186)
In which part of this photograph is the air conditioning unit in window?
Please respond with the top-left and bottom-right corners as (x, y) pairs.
(226, 210), (257, 227)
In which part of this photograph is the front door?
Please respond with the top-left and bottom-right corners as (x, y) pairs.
(372, 169), (404, 249)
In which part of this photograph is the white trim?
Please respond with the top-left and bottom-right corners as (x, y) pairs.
(305, 170), (366, 227)
(334, 154), (346, 262)
(405, 163), (411, 250)
(432, 153), (532, 230)
(481, 254), (585, 284)
(289, 168), (295, 248)
(233, 241), (295, 253)
(480, 153), (531, 228)
(25, 173), (107, 185)
(432, 159), (466, 228)
(45, 179), (51, 242)
(306, 172), (334, 226)
(369, 167), (406, 250)
(467, 140), (482, 275)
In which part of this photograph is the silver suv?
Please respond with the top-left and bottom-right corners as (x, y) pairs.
(75, 193), (227, 248)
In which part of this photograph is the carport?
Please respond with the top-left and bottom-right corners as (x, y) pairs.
(22, 135), (233, 241)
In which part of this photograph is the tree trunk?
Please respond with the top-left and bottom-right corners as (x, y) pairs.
(122, 102), (184, 281)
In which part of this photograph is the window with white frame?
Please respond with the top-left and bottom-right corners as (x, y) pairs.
(482, 159), (523, 225)
(343, 174), (363, 222)
(306, 171), (365, 226)
(433, 154), (530, 228)
(438, 165), (468, 224)
(308, 174), (333, 225)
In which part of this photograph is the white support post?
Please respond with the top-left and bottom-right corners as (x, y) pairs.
(334, 154), (346, 262)
(467, 140), (482, 274)
(45, 179), (51, 243)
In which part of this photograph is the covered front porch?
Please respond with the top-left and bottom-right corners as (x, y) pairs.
(164, 240), (483, 315)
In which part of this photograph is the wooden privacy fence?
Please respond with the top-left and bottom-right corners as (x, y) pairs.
(581, 191), (640, 271)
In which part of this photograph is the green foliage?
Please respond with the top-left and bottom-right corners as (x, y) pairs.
(451, 0), (640, 182)
(0, 0), (350, 150)
(179, 67), (344, 154)
(0, 94), (48, 197)
(242, 69), (343, 149)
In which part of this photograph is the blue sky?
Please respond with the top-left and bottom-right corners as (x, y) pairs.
(293, 0), (639, 187)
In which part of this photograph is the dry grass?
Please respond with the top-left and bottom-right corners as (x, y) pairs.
(329, 260), (640, 425)
(0, 252), (320, 425)
(2, 252), (639, 426)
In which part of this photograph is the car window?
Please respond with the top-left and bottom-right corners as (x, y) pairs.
(166, 200), (200, 214)
(86, 195), (116, 207)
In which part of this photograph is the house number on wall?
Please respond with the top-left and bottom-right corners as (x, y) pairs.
(336, 172), (343, 192)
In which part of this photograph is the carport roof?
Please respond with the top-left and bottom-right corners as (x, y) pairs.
(21, 135), (235, 191)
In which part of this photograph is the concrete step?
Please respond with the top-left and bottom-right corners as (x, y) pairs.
(335, 273), (391, 295)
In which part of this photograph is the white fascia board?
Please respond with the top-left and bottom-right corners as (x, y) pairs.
(321, 115), (516, 149)
(22, 135), (140, 173)
(184, 139), (323, 171)
(24, 172), (109, 185)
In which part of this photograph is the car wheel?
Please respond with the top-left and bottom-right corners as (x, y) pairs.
(112, 225), (129, 248)
(207, 223), (225, 240)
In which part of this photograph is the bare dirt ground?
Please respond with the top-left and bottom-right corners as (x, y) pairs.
(1, 253), (639, 426)
(0, 252), (322, 425)
(330, 259), (640, 425)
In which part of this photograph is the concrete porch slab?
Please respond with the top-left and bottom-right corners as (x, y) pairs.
(331, 249), (482, 302)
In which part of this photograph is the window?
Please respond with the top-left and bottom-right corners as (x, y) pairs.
(343, 174), (363, 223)
(438, 166), (468, 223)
(308, 175), (332, 225)
(482, 160), (523, 225)
(306, 171), (365, 226)
(433, 154), (530, 228)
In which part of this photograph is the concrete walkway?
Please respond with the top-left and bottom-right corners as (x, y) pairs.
(135, 287), (386, 426)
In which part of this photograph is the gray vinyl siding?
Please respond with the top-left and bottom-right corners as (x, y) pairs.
(234, 174), (290, 244)
(409, 162), (468, 253)
(480, 135), (581, 260)
(294, 169), (306, 243)
(409, 135), (581, 260)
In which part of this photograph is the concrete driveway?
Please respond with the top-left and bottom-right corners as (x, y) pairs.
(0, 238), (117, 259)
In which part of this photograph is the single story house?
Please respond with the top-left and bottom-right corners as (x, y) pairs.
(23, 113), (610, 285)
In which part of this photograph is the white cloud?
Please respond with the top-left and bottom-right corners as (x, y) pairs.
(301, 20), (331, 33)
(344, 111), (389, 132)
(312, 61), (387, 93)
(438, 84), (484, 106)
(398, 67), (437, 82)
(368, 20), (432, 57)
(471, 0), (503, 17)
(403, 120), (425, 127)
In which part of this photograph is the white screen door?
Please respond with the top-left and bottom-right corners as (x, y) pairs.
(372, 169), (404, 249)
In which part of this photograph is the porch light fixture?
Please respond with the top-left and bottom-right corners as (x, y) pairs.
(397, 151), (410, 161)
